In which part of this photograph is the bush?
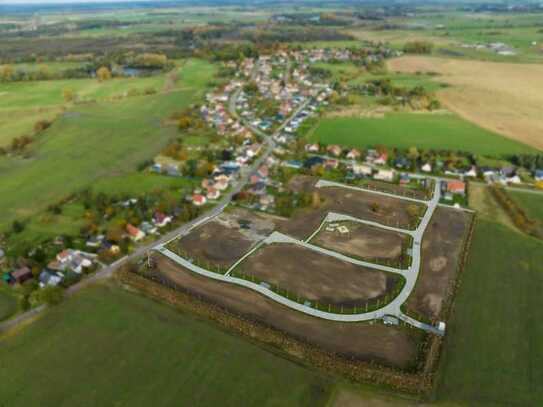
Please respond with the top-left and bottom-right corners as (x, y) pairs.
(29, 286), (64, 307)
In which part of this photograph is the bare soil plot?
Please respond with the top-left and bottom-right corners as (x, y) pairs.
(154, 255), (422, 369)
(357, 179), (430, 201)
(239, 244), (401, 308)
(320, 187), (425, 230)
(174, 221), (254, 269)
(312, 222), (409, 264)
(405, 207), (472, 321)
(388, 56), (543, 151)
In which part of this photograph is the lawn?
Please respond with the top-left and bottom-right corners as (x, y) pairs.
(0, 59), (216, 230)
(436, 220), (543, 405)
(310, 112), (535, 157)
(0, 284), (331, 407)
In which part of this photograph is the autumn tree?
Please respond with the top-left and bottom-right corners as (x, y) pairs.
(63, 88), (75, 102)
(96, 66), (112, 82)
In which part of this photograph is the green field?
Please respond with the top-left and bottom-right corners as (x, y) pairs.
(310, 112), (535, 156)
(509, 190), (543, 223)
(0, 60), (206, 147)
(0, 59), (216, 230)
(0, 285), (19, 321)
(436, 220), (543, 406)
(0, 284), (331, 407)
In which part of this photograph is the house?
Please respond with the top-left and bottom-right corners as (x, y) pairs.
(447, 180), (466, 195)
(283, 160), (302, 169)
(374, 152), (388, 166)
(352, 164), (372, 176)
(86, 235), (104, 248)
(304, 156), (325, 169)
(257, 165), (269, 178)
(39, 270), (63, 288)
(259, 194), (275, 208)
(326, 144), (342, 157)
(535, 169), (543, 181)
(346, 148), (361, 160)
(140, 222), (157, 235)
(305, 143), (320, 153)
(153, 212), (172, 228)
(421, 163), (432, 173)
(214, 179), (229, 191)
(126, 224), (145, 242)
(374, 169), (395, 182)
(324, 159), (339, 170)
(192, 194), (207, 207)
(399, 173), (410, 185)
(206, 187), (220, 200)
(11, 267), (33, 284)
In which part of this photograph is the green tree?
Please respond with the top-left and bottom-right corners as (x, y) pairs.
(29, 286), (64, 307)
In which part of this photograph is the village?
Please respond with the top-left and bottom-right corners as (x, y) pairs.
(1, 46), (542, 313)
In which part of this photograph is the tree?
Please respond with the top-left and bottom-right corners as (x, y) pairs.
(178, 115), (192, 130)
(63, 88), (75, 102)
(0, 65), (14, 82)
(96, 66), (112, 82)
(407, 204), (421, 218)
(29, 286), (64, 307)
(407, 146), (420, 160)
(12, 220), (25, 233)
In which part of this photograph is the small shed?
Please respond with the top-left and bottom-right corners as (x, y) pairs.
(11, 267), (33, 284)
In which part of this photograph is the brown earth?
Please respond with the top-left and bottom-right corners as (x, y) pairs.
(239, 244), (402, 308)
(312, 222), (408, 262)
(388, 56), (543, 151)
(405, 207), (472, 321)
(175, 221), (253, 269)
(153, 255), (422, 369)
(320, 187), (425, 230)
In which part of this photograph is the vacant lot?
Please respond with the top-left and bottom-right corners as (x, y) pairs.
(437, 220), (543, 405)
(312, 222), (408, 264)
(389, 56), (543, 151)
(405, 207), (472, 321)
(0, 284), (331, 407)
(320, 186), (425, 230)
(175, 221), (254, 269)
(311, 112), (534, 157)
(238, 244), (401, 308)
(156, 256), (422, 369)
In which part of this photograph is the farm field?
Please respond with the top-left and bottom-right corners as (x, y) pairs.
(388, 56), (543, 151)
(0, 283), (332, 407)
(436, 220), (543, 406)
(0, 59), (216, 230)
(310, 112), (534, 157)
(509, 190), (543, 223)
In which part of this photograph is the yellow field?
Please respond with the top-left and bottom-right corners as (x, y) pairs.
(388, 56), (543, 151)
